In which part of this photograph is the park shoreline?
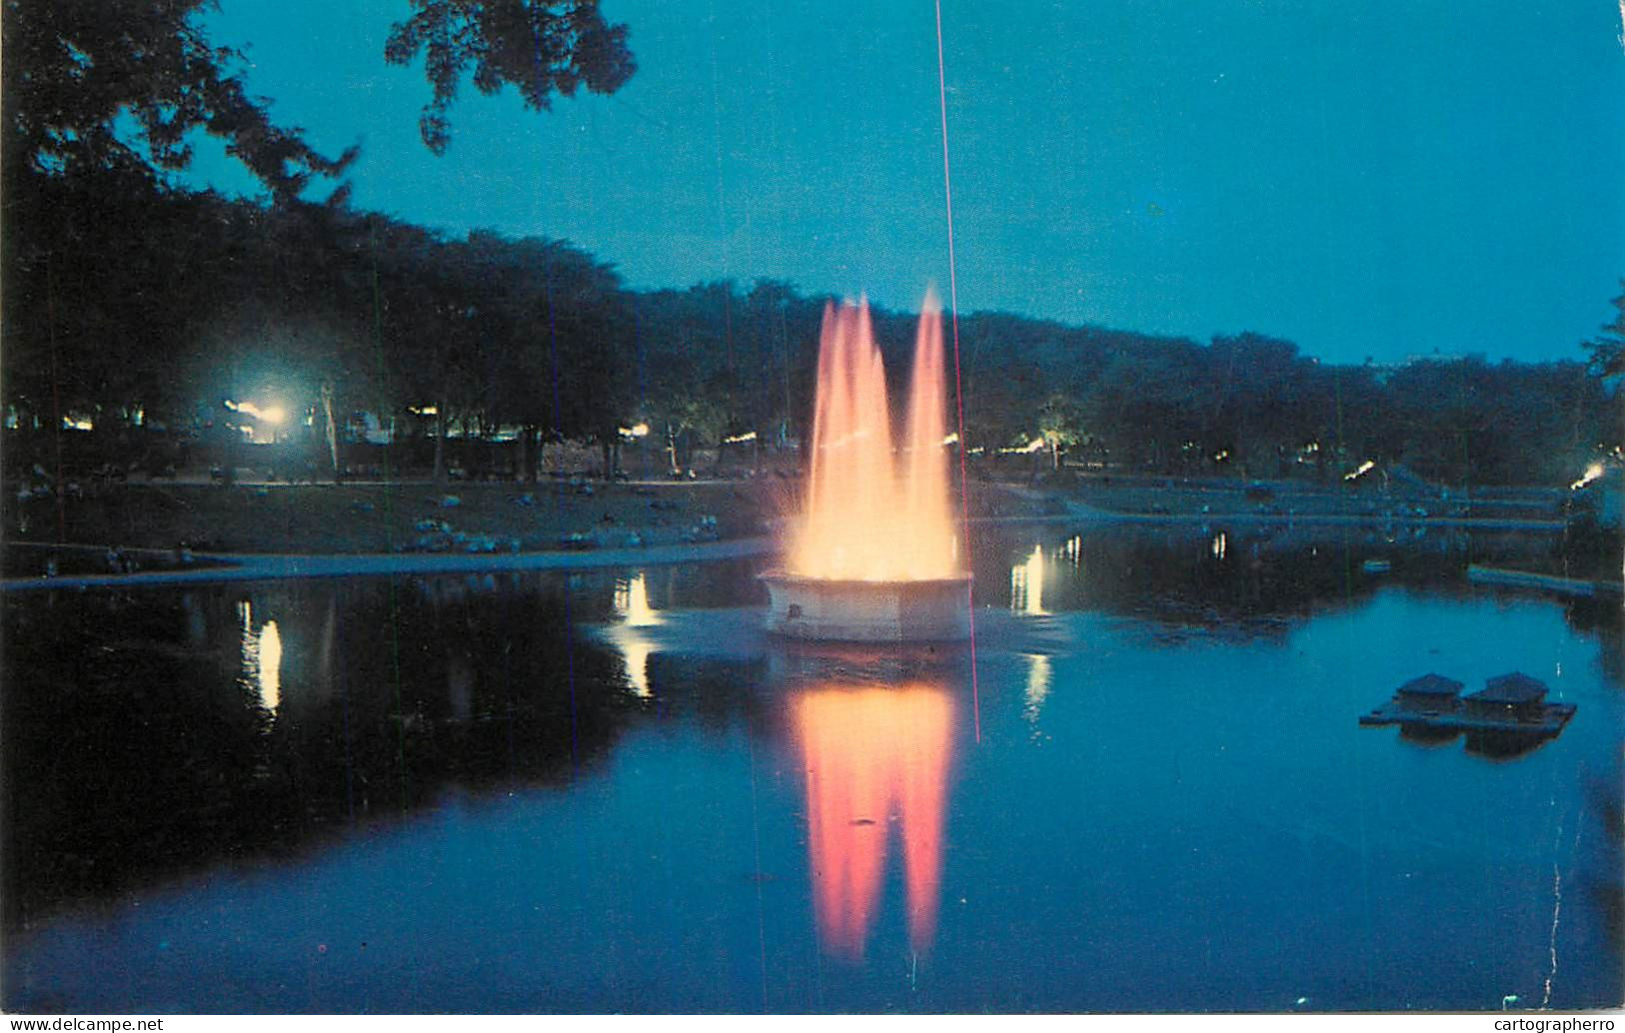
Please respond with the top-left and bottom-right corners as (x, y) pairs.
(3, 473), (1608, 591)
(0, 536), (778, 592)
(1, 507), (1583, 593)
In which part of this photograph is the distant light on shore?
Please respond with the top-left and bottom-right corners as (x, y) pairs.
(1571, 462), (1605, 491)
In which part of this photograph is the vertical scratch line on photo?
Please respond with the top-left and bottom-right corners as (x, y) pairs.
(341, 656), (356, 822)
(935, 0), (980, 742)
(367, 226), (409, 808)
(707, 0), (731, 281)
(544, 272), (581, 776)
(1541, 802), (1572, 1010)
(747, 734), (771, 1012)
(531, 19), (581, 778)
(45, 252), (67, 543)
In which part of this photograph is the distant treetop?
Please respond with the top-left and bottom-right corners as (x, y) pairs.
(1585, 280), (1625, 380)
(384, 0), (636, 155)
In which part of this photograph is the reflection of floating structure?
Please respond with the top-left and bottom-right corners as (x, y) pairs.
(1359, 671), (1576, 744)
(795, 685), (952, 960)
(761, 572), (972, 643)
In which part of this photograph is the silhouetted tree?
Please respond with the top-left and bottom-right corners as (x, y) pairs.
(385, 0), (636, 154)
(1584, 281), (1625, 381)
(3, 0), (356, 199)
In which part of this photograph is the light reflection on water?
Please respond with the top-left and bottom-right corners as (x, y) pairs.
(614, 572), (661, 628)
(1023, 654), (1053, 736)
(609, 572), (662, 697)
(1011, 544), (1047, 615)
(237, 600), (283, 714)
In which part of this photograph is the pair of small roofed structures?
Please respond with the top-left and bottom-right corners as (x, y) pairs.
(1359, 671), (1576, 755)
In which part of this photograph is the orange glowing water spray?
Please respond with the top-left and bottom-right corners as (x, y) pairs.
(789, 297), (958, 582)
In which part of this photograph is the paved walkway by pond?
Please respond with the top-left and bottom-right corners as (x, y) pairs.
(1, 537), (778, 593)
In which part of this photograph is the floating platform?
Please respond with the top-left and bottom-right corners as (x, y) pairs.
(1358, 700), (1576, 736)
(759, 571), (972, 643)
(1359, 671), (1576, 739)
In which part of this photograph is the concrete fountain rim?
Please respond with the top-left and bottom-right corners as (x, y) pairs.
(758, 569), (974, 589)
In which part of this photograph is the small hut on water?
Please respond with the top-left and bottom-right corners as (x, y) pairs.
(1393, 673), (1465, 714)
(1463, 672), (1552, 719)
(1360, 671), (1575, 746)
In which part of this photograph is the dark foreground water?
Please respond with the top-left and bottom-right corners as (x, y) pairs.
(3, 525), (1620, 1013)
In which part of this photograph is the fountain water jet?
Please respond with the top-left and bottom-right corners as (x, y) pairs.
(763, 293), (971, 641)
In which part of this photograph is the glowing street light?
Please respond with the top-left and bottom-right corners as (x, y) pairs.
(1571, 462), (1605, 491)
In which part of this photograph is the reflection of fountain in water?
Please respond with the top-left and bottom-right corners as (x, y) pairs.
(794, 684), (953, 960)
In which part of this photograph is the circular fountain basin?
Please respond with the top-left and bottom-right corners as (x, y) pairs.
(759, 571), (973, 643)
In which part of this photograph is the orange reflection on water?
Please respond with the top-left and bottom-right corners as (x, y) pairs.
(795, 684), (953, 960)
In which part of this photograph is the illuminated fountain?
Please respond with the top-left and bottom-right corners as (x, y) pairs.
(762, 294), (971, 641)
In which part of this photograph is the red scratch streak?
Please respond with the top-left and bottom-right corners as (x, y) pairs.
(935, 0), (981, 744)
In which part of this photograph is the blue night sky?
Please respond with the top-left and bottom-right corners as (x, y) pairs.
(188, 0), (1625, 365)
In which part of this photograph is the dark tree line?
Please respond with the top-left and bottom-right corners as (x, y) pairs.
(2, 0), (1616, 488)
(954, 314), (1617, 486)
(3, 162), (1617, 487)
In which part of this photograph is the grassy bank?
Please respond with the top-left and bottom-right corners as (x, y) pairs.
(4, 477), (1055, 559)
(4, 471), (1604, 568)
(5, 480), (784, 556)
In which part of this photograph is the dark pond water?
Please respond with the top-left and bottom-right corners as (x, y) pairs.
(3, 524), (1620, 1013)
